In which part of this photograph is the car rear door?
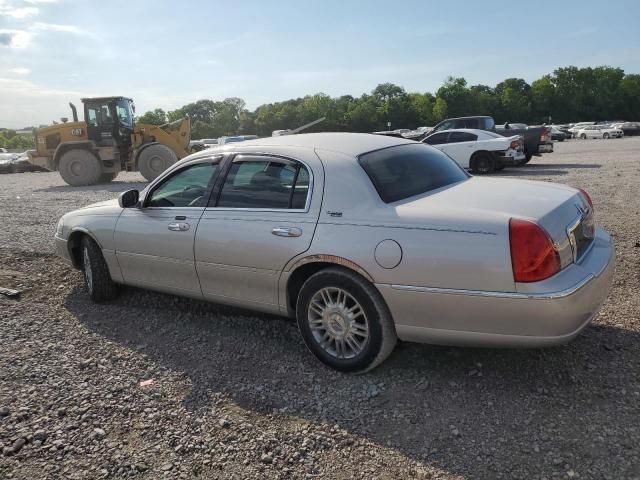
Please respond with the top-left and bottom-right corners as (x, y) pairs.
(194, 153), (322, 309)
(440, 131), (478, 168)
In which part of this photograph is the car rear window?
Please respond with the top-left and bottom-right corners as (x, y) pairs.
(358, 143), (468, 203)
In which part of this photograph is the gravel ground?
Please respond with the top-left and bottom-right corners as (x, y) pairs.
(1, 138), (639, 479)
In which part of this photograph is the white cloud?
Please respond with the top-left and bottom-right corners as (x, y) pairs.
(4, 6), (39, 18)
(0, 29), (33, 48)
(0, 77), (94, 128)
(33, 22), (100, 39)
(9, 67), (31, 74)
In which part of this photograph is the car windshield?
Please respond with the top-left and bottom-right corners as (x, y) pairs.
(358, 143), (469, 204)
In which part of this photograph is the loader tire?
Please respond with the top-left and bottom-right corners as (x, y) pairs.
(58, 149), (103, 186)
(138, 144), (178, 182)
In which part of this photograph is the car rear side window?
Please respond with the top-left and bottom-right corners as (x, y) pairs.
(424, 132), (449, 145)
(359, 143), (468, 204)
(449, 132), (477, 142)
(215, 156), (310, 209)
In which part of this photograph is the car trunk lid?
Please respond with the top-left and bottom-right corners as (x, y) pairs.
(396, 177), (594, 268)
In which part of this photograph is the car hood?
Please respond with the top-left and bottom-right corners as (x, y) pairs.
(77, 199), (120, 211)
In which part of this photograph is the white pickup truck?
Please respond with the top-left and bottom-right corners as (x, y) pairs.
(422, 128), (525, 174)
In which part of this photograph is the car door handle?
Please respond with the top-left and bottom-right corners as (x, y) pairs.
(168, 222), (190, 231)
(272, 227), (302, 237)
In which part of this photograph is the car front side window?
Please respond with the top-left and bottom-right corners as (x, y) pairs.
(214, 156), (310, 210)
(147, 160), (221, 208)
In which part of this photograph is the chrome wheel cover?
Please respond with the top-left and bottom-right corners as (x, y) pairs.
(307, 287), (369, 359)
(83, 247), (93, 293)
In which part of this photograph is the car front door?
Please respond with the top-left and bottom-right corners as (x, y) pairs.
(440, 131), (478, 168)
(114, 157), (222, 297)
(194, 154), (321, 310)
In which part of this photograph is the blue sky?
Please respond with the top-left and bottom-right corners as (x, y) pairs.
(1, 0), (639, 128)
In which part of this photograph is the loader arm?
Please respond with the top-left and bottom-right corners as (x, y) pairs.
(134, 117), (191, 158)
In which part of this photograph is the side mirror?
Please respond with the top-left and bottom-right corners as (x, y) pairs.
(118, 189), (139, 208)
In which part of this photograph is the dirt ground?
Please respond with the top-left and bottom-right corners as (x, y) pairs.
(1, 137), (639, 479)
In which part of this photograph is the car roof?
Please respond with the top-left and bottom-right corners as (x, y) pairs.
(209, 132), (415, 157)
(427, 128), (491, 135)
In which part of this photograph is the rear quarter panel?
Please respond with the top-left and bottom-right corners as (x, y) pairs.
(291, 149), (515, 293)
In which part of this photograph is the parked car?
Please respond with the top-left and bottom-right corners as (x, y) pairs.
(0, 147), (7, 153)
(422, 129), (524, 173)
(611, 122), (640, 136)
(549, 126), (567, 141)
(554, 124), (574, 138)
(54, 133), (614, 372)
(568, 122), (596, 136)
(575, 125), (623, 139)
(428, 116), (552, 164)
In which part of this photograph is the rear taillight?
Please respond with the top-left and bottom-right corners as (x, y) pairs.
(540, 127), (551, 142)
(577, 188), (594, 210)
(509, 219), (561, 283)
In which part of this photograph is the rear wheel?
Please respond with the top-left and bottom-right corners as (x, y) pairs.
(137, 144), (178, 182)
(580, 133), (587, 139)
(81, 236), (118, 302)
(58, 149), (103, 186)
(296, 267), (397, 373)
(470, 152), (494, 174)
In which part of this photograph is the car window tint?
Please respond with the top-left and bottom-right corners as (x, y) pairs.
(147, 161), (220, 208)
(359, 143), (468, 204)
(449, 132), (477, 143)
(216, 157), (310, 209)
(424, 132), (449, 145)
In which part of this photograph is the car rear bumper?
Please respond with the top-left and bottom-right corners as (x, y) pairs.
(538, 142), (554, 154)
(376, 228), (615, 348)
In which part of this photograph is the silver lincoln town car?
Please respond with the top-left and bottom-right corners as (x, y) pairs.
(55, 133), (615, 372)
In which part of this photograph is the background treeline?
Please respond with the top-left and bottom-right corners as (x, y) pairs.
(0, 130), (34, 150)
(140, 65), (639, 139)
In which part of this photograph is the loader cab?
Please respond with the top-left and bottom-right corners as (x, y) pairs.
(82, 96), (135, 147)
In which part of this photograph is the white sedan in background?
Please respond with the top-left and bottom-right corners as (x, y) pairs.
(422, 128), (525, 174)
(576, 125), (624, 139)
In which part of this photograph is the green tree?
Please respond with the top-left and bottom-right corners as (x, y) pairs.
(432, 97), (448, 122)
(436, 77), (469, 117)
(137, 108), (167, 125)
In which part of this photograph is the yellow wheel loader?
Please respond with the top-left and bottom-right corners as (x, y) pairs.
(27, 97), (191, 185)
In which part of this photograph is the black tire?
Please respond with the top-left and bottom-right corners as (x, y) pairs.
(580, 134), (587, 140)
(603, 133), (610, 139)
(470, 152), (494, 174)
(58, 149), (103, 186)
(137, 144), (178, 182)
(81, 236), (118, 302)
(495, 162), (506, 171)
(99, 172), (118, 183)
(296, 267), (397, 373)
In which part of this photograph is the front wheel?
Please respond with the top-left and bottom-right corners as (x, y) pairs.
(603, 133), (610, 139)
(81, 236), (118, 302)
(296, 267), (397, 373)
(137, 144), (178, 182)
